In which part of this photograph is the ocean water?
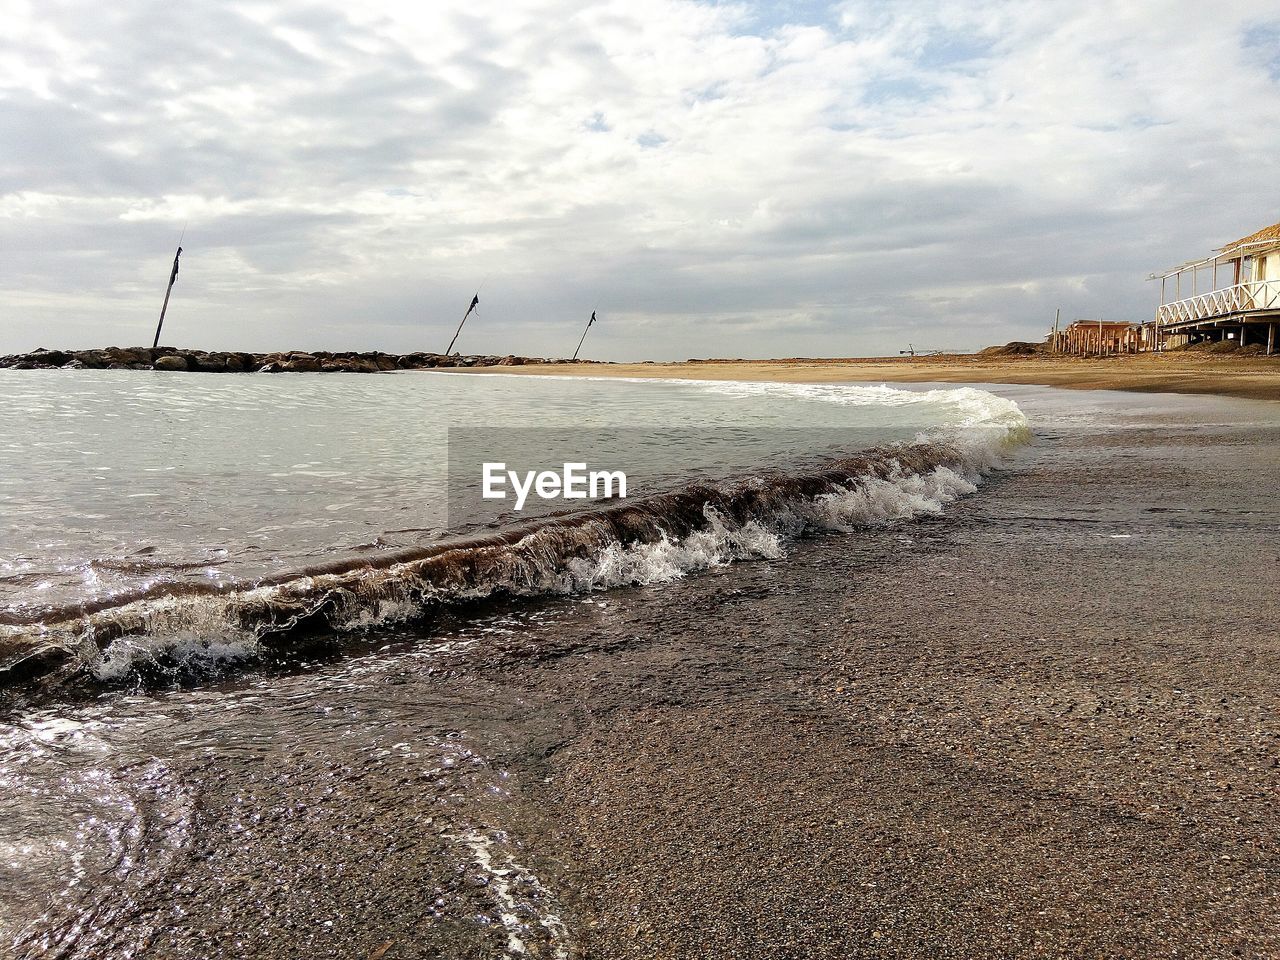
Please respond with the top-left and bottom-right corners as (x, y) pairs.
(0, 370), (1027, 690)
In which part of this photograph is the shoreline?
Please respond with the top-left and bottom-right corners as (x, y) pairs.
(440, 353), (1280, 402)
(5, 347), (1278, 402)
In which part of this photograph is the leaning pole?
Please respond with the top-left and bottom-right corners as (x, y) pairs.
(152, 245), (183, 350)
(446, 293), (480, 356)
(572, 310), (597, 360)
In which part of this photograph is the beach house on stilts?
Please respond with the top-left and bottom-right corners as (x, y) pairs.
(1150, 220), (1280, 353)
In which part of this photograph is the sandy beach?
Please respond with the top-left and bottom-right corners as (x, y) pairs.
(444, 352), (1280, 402)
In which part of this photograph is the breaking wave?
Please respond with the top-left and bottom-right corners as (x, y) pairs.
(0, 386), (1029, 693)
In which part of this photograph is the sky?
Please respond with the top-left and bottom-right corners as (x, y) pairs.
(2, 0), (1279, 360)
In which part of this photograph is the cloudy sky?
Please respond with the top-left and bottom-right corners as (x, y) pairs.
(2, 1), (1278, 359)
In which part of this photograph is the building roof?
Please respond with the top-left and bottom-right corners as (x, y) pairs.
(1218, 220), (1280, 255)
(1152, 220), (1280, 279)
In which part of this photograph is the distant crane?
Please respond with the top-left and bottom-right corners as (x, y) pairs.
(899, 343), (955, 357)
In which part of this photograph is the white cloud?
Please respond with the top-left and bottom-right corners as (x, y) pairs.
(1, 0), (1278, 358)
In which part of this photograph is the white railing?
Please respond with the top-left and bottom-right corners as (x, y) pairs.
(1156, 280), (1280, 326)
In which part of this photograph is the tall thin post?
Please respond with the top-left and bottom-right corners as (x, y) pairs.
(446, 293), (479, 356)
(1268, 323), (1275, 356)
(152, 245), (183, 349)
(572, 310), (597, 361)
(1053, 308), (1061, 352)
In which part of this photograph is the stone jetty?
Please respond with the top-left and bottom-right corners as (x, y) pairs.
(0, 347), (586, 373)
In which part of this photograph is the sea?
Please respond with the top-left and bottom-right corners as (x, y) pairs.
(0, 368), (1039, 956)
(0, 370), (1028, 688)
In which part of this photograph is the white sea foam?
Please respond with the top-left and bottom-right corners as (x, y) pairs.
(553, 460), (986, 592)
(449, 827), (572, 960)
(90, 630), (264, 682)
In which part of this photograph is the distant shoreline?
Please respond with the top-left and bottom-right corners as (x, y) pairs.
(4, 346), (1279, 403)
(441, 353), (1280, 403)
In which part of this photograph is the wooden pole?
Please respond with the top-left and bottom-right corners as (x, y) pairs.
(1268, 322), (1275, 356)
(1053, 308), (1060, 352)
(446, 294), (479, 356)
(572, 310), (596, 361)
(152, 245), (182, 350)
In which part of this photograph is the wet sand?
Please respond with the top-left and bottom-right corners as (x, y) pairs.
(12, 389), (1278, 959)
(443, 353), (1280, 402)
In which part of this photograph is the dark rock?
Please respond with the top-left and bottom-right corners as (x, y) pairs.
(72, 350), (110, 368)
(105, 347), (144, 364)
(193, 353), (228, 372)
(154, 355), (189, 371)
(281, 354), (321, 372)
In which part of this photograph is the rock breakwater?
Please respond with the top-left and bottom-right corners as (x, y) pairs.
(0, 347), (586, 373)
